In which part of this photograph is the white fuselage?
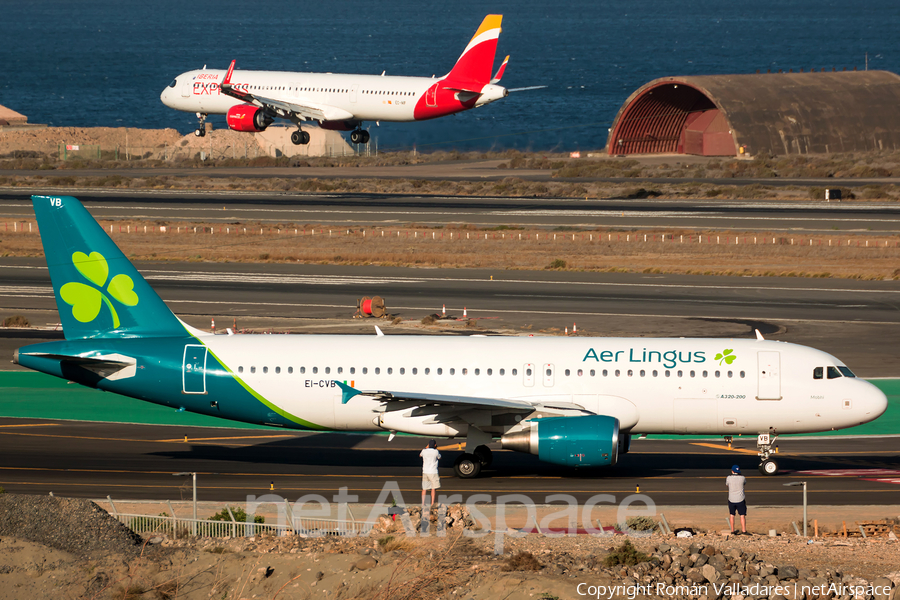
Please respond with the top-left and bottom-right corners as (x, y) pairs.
(201, 335), (886, 438)
(160, 69), (506, 123)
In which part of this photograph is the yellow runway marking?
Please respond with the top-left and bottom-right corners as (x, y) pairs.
(2, 480), (897, 495)
(0, 423), (59, 428)
(690, 443), (759, 455)
(156, 434), (295, 443)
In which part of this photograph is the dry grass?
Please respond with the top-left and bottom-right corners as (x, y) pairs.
(502, 551), (543, 572)
(3, 219), (900, 280)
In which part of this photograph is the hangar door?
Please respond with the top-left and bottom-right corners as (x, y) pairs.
(683, 110), (734, 156)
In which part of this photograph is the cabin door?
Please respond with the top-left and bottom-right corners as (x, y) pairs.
(757, 351), (782, 400)
(182, 345), (208, 394)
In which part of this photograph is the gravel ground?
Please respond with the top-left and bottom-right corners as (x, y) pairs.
(0, 493), (143, 558)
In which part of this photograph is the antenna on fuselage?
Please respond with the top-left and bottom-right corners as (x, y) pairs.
(755, 329), (765, 341)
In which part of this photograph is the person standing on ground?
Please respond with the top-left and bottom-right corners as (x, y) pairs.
(420, 439), (441, 506)
(726, 464), (748, 534)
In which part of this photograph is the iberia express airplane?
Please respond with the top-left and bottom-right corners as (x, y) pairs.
(160, 16), (510, 146)
(15, 196), (888, 478)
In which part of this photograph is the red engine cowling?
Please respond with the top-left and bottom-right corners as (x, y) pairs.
(226, 104), (273, 132)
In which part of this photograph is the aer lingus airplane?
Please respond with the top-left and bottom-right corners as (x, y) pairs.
(160, 15), (510, 146)
(14, 196), (888, 478)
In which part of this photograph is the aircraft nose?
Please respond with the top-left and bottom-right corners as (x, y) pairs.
(860, 380), (888, 421)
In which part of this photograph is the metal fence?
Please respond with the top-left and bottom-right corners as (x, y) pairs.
(117, 512), (375, 539)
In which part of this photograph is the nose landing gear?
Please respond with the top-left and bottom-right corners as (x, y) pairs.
(194, 112), (208, 137)
(757, 432), (779, 475)
(290, 129), (310, 145)
(350, 129), (370, 145)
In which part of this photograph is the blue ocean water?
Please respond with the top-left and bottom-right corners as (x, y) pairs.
(1, 0), (898, 151)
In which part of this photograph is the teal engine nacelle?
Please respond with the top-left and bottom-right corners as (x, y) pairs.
(501, 415), (620, 467)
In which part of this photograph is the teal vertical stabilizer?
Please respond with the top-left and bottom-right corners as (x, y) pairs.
(31, 195), (186, 340)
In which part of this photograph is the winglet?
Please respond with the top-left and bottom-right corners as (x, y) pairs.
(755, 329), (765, 341)
(490, 56), (509, 84)
(223, 60), (236, 86)
(334, 380), (362, 404)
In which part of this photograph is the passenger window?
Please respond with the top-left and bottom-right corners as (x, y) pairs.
(639, 370), (645, 377)
(375, 367), (380, 374)
(275, 367), (281, 374)
(602, 369), (608, 376)
(665, 370), (670, 377)
(499, 368), (505, 375)
(526, 368), (532, 376)
(300, 366), (306, 374)
(512, 368), (518, 376)
(577, 369), (583, 376)
(313, 367), (318, 374)
(615, 369), (621, 377)
(437, 368), (442, 375)
(462, 368), (468, 375)
(589, 369), (594, 376)
(652, 370), (658, 377)
(702, 370), (708, 378)
(325, 367), (330, 374)
(487, 369), (492, 375)
(677, 370), (683, 377)
(399, 368), (405, 375)
(288, 367), (293, 374)
(250, 366), (256, 373)
(740, 371), (745, 378)
(424, 368), (429, 375)
(238, 366), (243, 373)
(475, 369), (480, 375)
(627, 370), (633, 377)
(827, 366), (842, 379)
(545, 368), (551, 376)
(362, 367), (367, 374)
(715, 371), (720, 378)
(565, 369), (571, 376)
(350, 367), (355, 374)
(727, 371), (733, 378)
(412, 368), (417, 375)
(337, 367), (343, 374)
(388, 367), (393, 375)
(450, 368), (455, 375)
(690, 370), (695, 377)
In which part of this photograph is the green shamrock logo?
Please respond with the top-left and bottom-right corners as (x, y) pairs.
(60, 251), (139, 328)
(714, 349), (736, 365)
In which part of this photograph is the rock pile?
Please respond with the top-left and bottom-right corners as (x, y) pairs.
(372, 503), (476, 534)
(0, 494), (143, 558)
(595, 541), (900, 600)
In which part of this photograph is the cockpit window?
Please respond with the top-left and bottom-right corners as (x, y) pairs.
(826, 366), (842, 379)
(169, 79), (177, 88)
(813, 367), (823, 380)
(838, 366), (856, 378)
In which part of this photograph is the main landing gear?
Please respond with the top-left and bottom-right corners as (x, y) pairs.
(350, 129), (370, 145)
(757, 432), (779, 475)
(194, 112), (208, 137)
(453, 445), (493, 479)
(290, 129), (310, 145)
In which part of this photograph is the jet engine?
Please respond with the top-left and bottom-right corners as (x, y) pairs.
(225, 104), (273, 132)
(501, 415), (619, 467)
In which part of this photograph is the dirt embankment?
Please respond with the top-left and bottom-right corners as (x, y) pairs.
(1, 493), (900, 600)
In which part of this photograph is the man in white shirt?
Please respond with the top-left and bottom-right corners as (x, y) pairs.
(420, 440), (441, 506)
(726, 464), (747, 534)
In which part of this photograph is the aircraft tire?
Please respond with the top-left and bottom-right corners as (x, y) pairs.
(473, 445), (493, 468)
(454, 453), (482, 478)
(350, 130), (362, 144)
(361, 131), (370, 144)
(290, 131), (303, 145)
(759, 459), (779, 476)
(194, 128), (205, 137)
(301, 131), (310, 144)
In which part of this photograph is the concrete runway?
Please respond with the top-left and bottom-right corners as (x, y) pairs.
(2, 190), (900, 234)
(1, 418), (898, 505)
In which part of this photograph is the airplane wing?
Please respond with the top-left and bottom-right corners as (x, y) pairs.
(334, 380), (532, 411)
(218, 60), (353, 123)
